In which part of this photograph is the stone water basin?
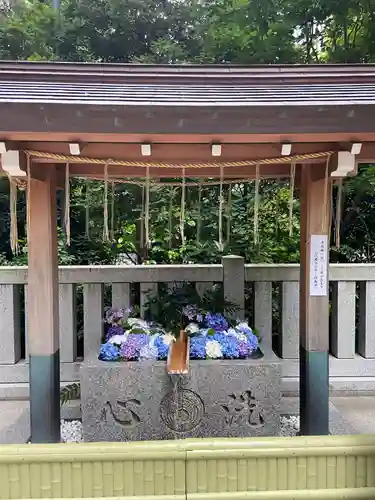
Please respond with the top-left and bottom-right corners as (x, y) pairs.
(80, 349), (281, 442)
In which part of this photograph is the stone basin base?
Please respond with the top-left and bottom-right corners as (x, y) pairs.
(80, 352), (281, 442)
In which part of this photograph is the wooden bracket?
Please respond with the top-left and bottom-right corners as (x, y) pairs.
(330, 151), (357, 179)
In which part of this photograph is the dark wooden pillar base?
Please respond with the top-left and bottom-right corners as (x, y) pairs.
(29, 351), (60, 443)
(299, 346), (329, 435)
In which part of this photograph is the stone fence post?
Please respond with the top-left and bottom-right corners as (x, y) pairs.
(222, 255), (245, 320)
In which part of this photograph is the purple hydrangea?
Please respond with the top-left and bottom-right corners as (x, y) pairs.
(154, 336), (169, 360)
(189, 336), (207, 359)
(120, 334), (149, 360)
(105, 324), (124, 341)
(99, 342), (120, 361)
(183, 305), (203, 323)
(105, 307), (124, 325)
(205, 313), (228, 333)
(238, 341), (250, 358)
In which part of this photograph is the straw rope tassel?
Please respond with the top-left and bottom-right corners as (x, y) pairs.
(226, 184), (232, 245)
(85, 180), (90, 240)
(110, 181), (115, 240)
(196, 180), (202, 245)
(288, 159), (296, 237)
(335, 179), (343, 248)
(64, 162), (71, 246)
(218, 164), (224, 251)
(180, 166), (186, 245)
(168, 188), (174, 249)
(103, 160), (110, 242)
(254, 162), (260, 245)
(145, 165), (150, 248)
(322, 155), (330, 233)
(9, 177), (18, 255)
(140, 185), (145, 249)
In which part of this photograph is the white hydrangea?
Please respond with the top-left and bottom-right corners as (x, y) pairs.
(127, 318), (149, 330)
(227, 327), (246, 342)
(185, 322), (200, 334)
(109, 334), (127, 345)
(162, 333), (175, 346)
(205, 340), (223, 359)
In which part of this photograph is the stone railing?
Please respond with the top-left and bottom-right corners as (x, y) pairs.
(1, 256), (375, 398)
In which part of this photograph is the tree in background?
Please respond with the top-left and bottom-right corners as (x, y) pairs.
(0, 0), (374, 264)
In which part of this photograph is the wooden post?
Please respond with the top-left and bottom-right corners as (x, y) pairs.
(299, 163), (331, 435)
(28, 165), (60, 443)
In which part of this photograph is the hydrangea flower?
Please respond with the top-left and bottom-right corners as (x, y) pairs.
(139, 344), (158, 360)
(238, 341), (250, 358)
(105, 308), (124, 325)
(236, 322), (253, 336)
(162, 333), (175, 346)
(198, 328), (210, 337)
(216, 334), (239, 359)
(105, 324), (124, 341)
(154, 335), (170, 360)
(99, 342), (120, 361)
(183, 305), (203, 323)
(205, 313), (228, 333)
(127, 318), (150, 333)
(190, 336), (207, 359)
(205, 339), (223, 359)
(108, 334), (127, 345)
(120, 334), (149, 360)
(227, 327), (237, 337)
(247, 332), (259, 353)
(185, 323), (200, 334)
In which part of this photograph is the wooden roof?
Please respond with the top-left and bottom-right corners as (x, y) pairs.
(0, 62), (374, 181)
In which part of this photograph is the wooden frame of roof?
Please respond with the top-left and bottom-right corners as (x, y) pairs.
(0, 62), (374, 147)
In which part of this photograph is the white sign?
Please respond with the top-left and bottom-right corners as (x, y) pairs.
(309, 235), (328, 297)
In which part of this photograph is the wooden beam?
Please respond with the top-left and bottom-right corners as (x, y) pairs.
(299, 163), (331, 435)
(28, 165), (60, 443)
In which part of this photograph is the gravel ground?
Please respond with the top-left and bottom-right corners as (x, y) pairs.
(61, 420), (83, 443)
(60, 416), (300, 443)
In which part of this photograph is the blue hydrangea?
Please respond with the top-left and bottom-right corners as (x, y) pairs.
(247, 332), (259, 353)
(236, 322), (253, 336)
(105, 324), (124, 341)
(221, 336), (240, 359)
(99, 342), (120, 361)
(190, 336), (207, 359)
(205, 313), (228, 332)
(211, 333), (239, 359)
(154, 336), (170, 360)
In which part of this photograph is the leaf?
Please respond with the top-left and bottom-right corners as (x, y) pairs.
(60, 383), (81, 407)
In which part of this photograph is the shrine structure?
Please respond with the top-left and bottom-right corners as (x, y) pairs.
(0, 61), (373, 442)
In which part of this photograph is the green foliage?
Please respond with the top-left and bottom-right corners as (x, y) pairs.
(60, 382), (81, 406)
(0, 0), (374, 266)
(144, 283), (238, 335)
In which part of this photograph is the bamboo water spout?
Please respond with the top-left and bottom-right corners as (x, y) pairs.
(167, 330), (189, 375)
